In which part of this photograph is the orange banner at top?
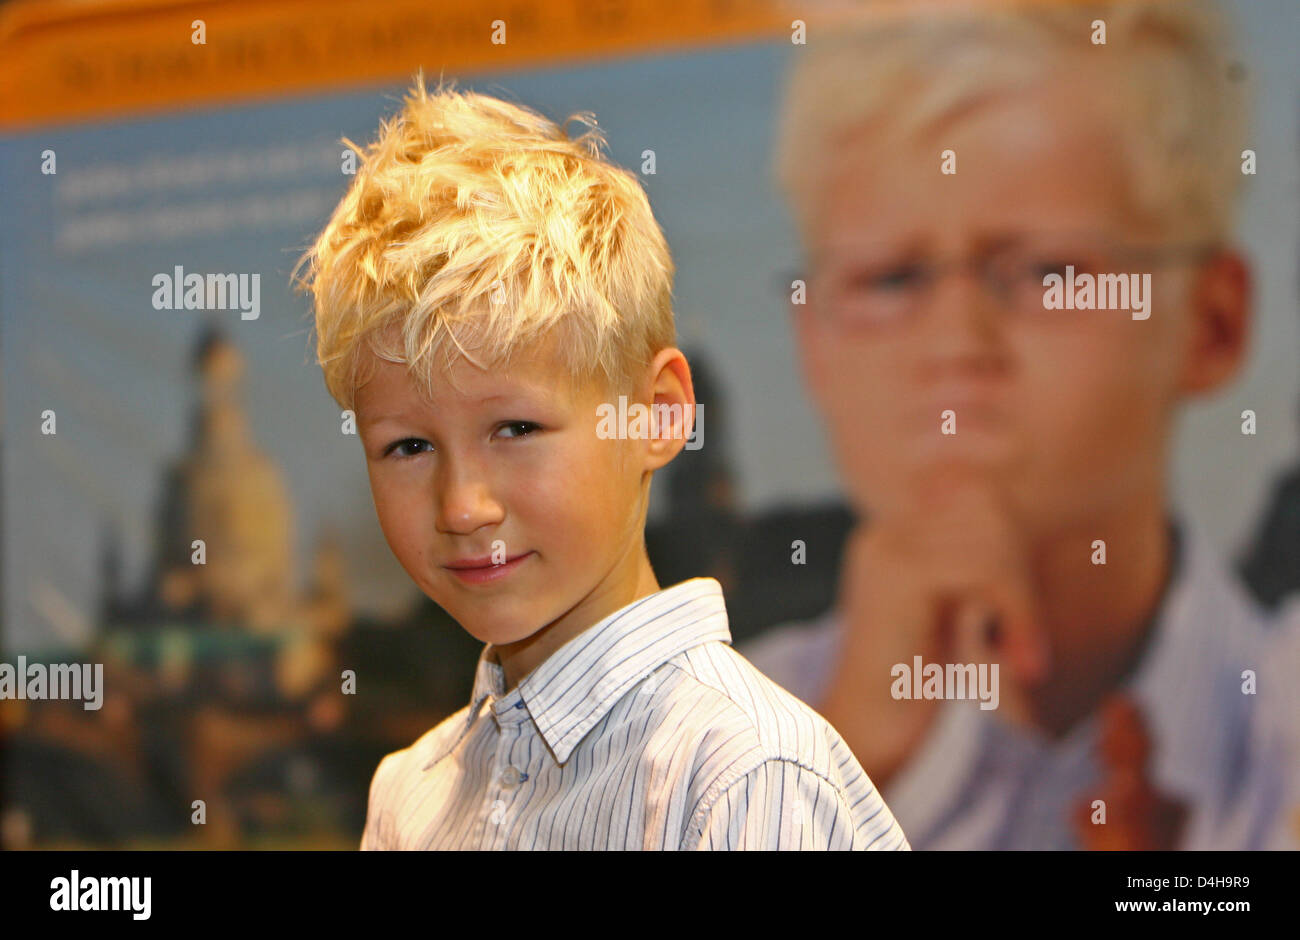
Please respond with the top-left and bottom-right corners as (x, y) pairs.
(0, 0), (793, 130)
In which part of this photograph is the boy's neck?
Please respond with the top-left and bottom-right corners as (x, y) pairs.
(1024, 504), (1176, 739)
(495, 548), (662, 693)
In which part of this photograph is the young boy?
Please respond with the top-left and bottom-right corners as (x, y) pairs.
(742, 0), (1294, 849)
(296, 76), (909, 850)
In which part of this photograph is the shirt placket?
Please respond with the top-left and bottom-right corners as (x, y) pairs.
(481, 692), (534, 850)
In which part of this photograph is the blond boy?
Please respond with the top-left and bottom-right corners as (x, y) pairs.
(297, 78), (908, 850)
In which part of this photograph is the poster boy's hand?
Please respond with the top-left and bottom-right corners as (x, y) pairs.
(819, 467), (1050, 787)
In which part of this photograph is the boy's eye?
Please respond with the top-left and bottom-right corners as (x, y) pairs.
(496, 421), (540, 440)
(845, 262), (927, 293)
(1024, 250), (1107, 280)
(1032, 258), (1077, 279)
(866, 263), (927, 291)
(386, 438), (432, 459)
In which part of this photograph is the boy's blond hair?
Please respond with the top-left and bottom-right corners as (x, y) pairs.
(296, 75), (676, 414)
(774, 0), (1251, 251)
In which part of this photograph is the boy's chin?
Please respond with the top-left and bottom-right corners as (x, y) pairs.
(446, 604), (549, 648)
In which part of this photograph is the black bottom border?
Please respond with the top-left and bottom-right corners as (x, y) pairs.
(5, 849), (1290, 926)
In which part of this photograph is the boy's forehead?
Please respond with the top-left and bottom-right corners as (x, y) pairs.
(813, 75), (1136, 256)
(354, 339), (578, 421)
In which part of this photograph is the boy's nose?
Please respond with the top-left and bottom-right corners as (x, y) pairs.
(914, 266), (1010, 379)
(434, 462), (505, 535)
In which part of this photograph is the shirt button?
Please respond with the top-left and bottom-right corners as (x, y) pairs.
(500, 766), (528, 787)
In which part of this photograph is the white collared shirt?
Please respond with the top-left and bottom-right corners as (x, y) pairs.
(1224, 592), (1300, 850)
(739, 517), (1295, 849)
(361, 577), (910, 850)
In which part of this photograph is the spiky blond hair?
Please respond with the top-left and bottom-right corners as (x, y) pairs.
(295, 74), (677, 414)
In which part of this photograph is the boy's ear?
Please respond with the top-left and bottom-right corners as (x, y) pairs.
(644, 347), (695, 470)
(1177, 249), (1251, 397)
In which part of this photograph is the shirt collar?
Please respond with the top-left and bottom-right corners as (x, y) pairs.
(1121, 513), (1266, 701)
(1113, 514), (1188, 696)
(440, 578), (731, 768)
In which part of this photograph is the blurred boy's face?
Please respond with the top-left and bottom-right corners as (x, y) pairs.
(355, 331), (652, 651)
(797, 71), (1218, 535)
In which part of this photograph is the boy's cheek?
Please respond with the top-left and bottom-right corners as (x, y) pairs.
(541, 462), (641, 548)
(371, 485), (437, 559)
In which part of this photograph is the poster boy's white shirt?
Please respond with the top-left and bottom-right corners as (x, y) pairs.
(741, 517), (1293, 850)
(361, 577), (909, 850)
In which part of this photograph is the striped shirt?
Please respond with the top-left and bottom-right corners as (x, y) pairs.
(360, 577), (910, 850)
(740, 516), (1293, 849)
(1223, 593), (1300, 850)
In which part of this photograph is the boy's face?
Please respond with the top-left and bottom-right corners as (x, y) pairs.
(354, 331), (655, 652)
(795, 69), (1243, 536)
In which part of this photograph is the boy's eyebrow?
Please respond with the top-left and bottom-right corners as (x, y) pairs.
(357, 390), (552, 427)
(814, 232), (926, 267)
(357, 412), (403, 427)
(979, 227), (1116, 250)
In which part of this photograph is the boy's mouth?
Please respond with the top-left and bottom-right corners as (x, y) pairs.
(443, 551), (535, 585)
